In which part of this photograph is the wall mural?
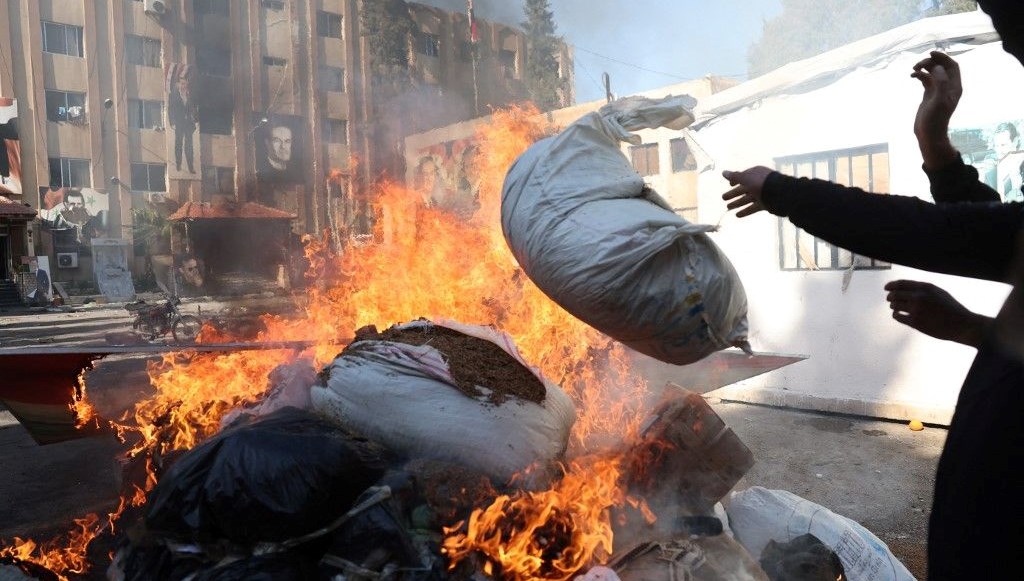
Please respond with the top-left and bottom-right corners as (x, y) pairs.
(254, 113), (305, 186)
(950, 120), (1024, 202)
(0, 98), (21, 196)
(38, 186), (110, 254)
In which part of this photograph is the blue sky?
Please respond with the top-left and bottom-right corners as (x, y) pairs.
(419, 0), (783, 102)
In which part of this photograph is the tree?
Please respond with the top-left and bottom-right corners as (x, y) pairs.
(360, 0), (416, 90)
(747, 0), (978, 78)
(522, 0), (565, 111)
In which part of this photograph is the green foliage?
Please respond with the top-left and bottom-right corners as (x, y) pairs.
(747, 0), (978, 78)
(131, 205), (171, 256)
(360, 0), (416, 90)
(522, 0), (565, 111)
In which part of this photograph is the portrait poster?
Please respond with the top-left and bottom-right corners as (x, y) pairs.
(38, 186), (110, 252)
(165, 63), (202, 180)
(412, 138), (480, 217)
(254, 114), (305, 185)
(32, 256), (53, 304)
(0, 98), (21, 195)
(950, 120), (1024, 202)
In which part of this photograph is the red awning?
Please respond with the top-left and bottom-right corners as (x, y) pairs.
(168, 201), (297, 222)
(0, 195), (36, 220)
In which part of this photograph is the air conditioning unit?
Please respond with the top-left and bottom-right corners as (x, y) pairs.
(57, 252), (79, 269)
(144, 0), (167, 17)
(145, 192), (166, 204)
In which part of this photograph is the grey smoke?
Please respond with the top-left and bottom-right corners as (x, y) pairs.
(413, 0), (525, 29)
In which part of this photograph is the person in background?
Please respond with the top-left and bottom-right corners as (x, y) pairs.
(168, 71), (197, 174)
(721, 2), (1024, 576)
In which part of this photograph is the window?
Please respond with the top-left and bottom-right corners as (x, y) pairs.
(194, 0), (229, 16)
(42, 22), (84, 57)
(324, 118), (347, 145)
(629, 143), (659, 177)
(131, 162), (166, 192)
(261, 0), (285, 9)
(499, 49), (516, 79)
(670, 137), (697, 172)
(127, 99), (163, 130)
(202, 166), (234, 196)
(49, 157), (91, 188)
(317, 11), (343, 39)
(126, 35), (161, 67)
(263, 56), (287, 67)
(416, 31), (440, 57)
(776, 145), (891, 271)
(197, 47), (231, 77)
(319, 65), (344, 92)
(45, 90), (87, 122)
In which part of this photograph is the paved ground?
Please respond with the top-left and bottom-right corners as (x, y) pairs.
(0, 299), (943, 579)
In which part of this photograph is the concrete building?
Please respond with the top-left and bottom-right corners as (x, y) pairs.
(404, 9), (1017, 423)
(0, 0), (573, 293)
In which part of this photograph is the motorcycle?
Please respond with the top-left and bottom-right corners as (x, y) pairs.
(125, 295), (203, 343)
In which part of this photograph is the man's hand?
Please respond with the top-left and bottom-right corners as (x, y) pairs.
(912, 51), (962, 169)
(722, 166), (774, 217)
(884, 280), (990, 348)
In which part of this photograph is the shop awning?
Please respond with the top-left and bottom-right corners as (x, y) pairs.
(0, 195), (36, 220)
(168, 200), (297, 222)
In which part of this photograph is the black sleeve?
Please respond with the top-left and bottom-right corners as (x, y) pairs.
(924, 156), (1000, 203)
(761, 172), (1023, 281)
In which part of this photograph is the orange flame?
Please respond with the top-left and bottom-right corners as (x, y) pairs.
(45, 103), (654, 579)
(0, 514), (102, 581)
(442, 456), (625, 581)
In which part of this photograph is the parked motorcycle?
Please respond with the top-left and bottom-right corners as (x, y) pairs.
(125, 295), (203, 343)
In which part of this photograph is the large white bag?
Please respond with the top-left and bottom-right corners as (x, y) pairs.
(501, 95), (749, 365)
(310, 320), (576, 485)
(726, 487), (915, 581)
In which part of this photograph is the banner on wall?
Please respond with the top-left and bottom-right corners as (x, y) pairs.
(0, 98), (21, 196)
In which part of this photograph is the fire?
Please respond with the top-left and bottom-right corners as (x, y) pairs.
(442, 456), (625, 581)
(19, 103), (653, 579)
(0, 514), (101, 581)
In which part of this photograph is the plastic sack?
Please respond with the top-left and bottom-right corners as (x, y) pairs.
(501, 95), (749, 365)
(219, 359), (317, 428)
(311, 320), (576, 485)
(145, 407), (392, 545)
(190, 553), (314, 581)
(726, 487), (914, 581)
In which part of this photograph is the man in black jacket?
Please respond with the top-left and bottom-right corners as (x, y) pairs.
(722, 3), (1024, 578)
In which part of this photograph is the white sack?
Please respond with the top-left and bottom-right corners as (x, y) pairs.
(726, 487), (915, 581)
(220, 359), (316, 428)
(501, 95), (749, 365)
(310, 320), (576, 485)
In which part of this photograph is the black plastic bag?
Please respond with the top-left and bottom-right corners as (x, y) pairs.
(191, 553), (315, 581)
(145, 407), (393, 545)
(116, 542), (206, 581)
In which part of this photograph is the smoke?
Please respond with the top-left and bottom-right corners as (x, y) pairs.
(413, 0), (524, 29)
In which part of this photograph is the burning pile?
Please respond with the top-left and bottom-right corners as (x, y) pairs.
(1, 105), (763, 581)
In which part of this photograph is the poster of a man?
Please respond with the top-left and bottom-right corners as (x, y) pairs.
(255, 114), (304, 184)
(38, 186), (109, 247)
(166, 63), (201, 179)
(951, 120), (1024, 201)
(0, 98), (21, 195)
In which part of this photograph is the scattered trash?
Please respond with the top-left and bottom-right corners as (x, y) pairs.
(501, 95), (750, 365)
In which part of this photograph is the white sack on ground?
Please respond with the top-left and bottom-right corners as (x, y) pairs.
(726, 487), (915, 581)
(501, 95), (749, 365)
(310, 320), (576, 485)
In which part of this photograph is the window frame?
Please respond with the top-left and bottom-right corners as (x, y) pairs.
(629, 143), (660, 177)
(669, 137), (697, 172)
(319, 65), (345, 92)
(323, 118), (348, 145)
(125, 34), (162, 68)
(416, 31), (441, 58)
(130, 162), (167, 192)
(775, 144), (891, 271)
(49, 157), (92, 188)
(45, 89), (87, 123)
(202, 165), (235, 197)
(317, 10), (343, 40)
(127, 99), (164, 130)
(41, 21), (84, 57)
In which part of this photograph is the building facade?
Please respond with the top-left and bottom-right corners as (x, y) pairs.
(0, 0), (574, 287)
